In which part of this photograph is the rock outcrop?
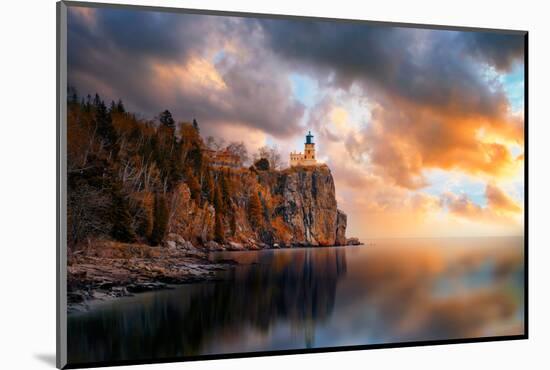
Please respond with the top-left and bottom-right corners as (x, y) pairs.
(168, 183), (215, 243)
(346, 237), (362, 246)
(172, 164), (348, 249)
(266, 165), (346, 246)
(335, 210), (348, 246)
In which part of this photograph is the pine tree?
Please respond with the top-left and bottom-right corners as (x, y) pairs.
(150, 192), (169, 245)
(84, 94), (92, 112)
(116, 99), (126, 113)
(159, 110), (175, 129)
(95, 96), (117, 147)
(110, 183), (136, 242)
(93, 93), (101, 107)
(187, 144), (203, 175)
(254, 158), (270, 171)
(68, 86), (78, 105)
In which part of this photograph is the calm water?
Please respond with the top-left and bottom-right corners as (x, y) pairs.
(67, 237), (524, 365)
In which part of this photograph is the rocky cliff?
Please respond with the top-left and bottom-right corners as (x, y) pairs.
(266, 165), (346, 246)
(167, 164), (347, 250)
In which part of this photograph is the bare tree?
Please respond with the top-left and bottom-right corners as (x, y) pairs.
(67, 184), (112, 247)
(254, 145), (282, 170)
(226, 141), (249, 167)
(205, 136), (226, 151)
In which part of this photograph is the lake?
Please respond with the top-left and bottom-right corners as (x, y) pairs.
(67, 237), (524, 365)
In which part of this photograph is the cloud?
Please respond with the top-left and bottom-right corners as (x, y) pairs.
(441, 183), (522, 226)
(67, 5), (525, 237)
(354, 102), (523, 188)
(485, 183), (522, 214)
(462, 32), (525, 71)
(67, 6), (305, 139)
(260, 19), (525, 188)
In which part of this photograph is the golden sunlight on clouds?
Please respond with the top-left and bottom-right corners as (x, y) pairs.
(485, 183), (522, 214)
(185, 58), (227, 90)
(442, 183), (522, 228)
(323, 119), (523, 238)
(363, 98), (524, 190)
(330, 107), (349, 133)
(152, 56), (227, 96)
(67, 7), (525, 239)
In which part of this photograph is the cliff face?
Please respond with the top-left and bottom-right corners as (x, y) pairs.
(268, 165), (344, 246)
(168, 164), (347, 249)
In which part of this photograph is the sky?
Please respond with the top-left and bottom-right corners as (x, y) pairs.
(67, 5), (525, 239)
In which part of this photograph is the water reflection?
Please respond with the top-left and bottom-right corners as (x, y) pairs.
(67, 238), (524, 366)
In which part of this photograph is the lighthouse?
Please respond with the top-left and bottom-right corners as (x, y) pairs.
(290, 131), (318, 167)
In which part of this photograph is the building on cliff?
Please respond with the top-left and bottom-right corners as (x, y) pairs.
(290, 131), (318, 167)
(204, 148), (240, 168)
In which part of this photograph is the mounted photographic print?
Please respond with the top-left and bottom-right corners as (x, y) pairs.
(56, 1), (527, 368)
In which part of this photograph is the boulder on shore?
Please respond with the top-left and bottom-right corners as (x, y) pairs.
(226, 241), (245, 251)
(205, 240), (223, 251)
(346, 237), (361, 246)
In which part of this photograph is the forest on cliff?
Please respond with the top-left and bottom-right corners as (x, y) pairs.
(67, 91), (347, 251)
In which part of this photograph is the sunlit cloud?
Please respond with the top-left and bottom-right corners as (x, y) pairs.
(67, 5), (524, 238)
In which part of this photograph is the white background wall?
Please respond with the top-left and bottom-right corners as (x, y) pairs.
(0, 0), (548, 368)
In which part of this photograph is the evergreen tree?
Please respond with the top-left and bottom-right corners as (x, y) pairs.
(192, 118), (199, 132)
(159, 110), (175, 129)
(150, 192), (169, 245)
(84, 94), (92, 112)
(254, 158), (270, 171)
(116, 99), (126, 113)
(68, 86), (78, 105)
(110, 183), (136, 242)
(93, 93), (102, 107)
(95, 96), (117, 147)
(187, 144), (203, 175)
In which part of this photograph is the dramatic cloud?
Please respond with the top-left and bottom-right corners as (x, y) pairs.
(67, 5), (525, 237)
(260, 19), (524, 188)
(462, 32), (526, 71)
(68, 7), (305, 140)
(441, 183), (522, 227)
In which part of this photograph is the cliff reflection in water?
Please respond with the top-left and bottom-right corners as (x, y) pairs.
(67, 238), (524, 365)
(68, 247), (347, 364)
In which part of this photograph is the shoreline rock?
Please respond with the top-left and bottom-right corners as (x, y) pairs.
(67, 237), (367, 313)
(346, 237), (362, 246)
(67, 240), (235, 313)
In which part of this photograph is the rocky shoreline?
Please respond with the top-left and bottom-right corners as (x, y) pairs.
(67, 240), (238, 313)
(67, 235), (363, 313)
